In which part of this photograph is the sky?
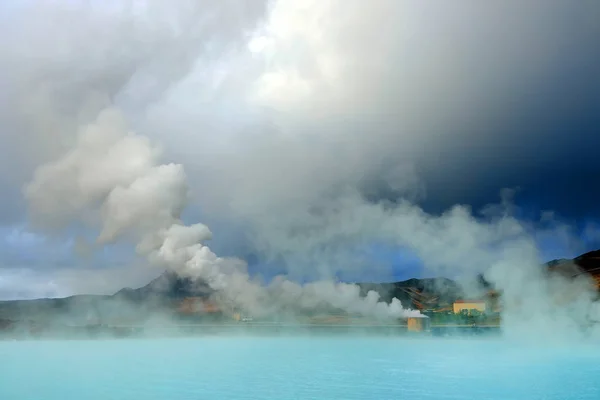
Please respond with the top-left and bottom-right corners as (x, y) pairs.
(0, 1), (599, 300)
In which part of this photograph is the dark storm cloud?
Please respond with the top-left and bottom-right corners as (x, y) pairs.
(414, 52), (600, 219)
(355, 2), (600, 219)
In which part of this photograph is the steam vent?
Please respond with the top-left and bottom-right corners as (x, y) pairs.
(407, 316), (430, 332)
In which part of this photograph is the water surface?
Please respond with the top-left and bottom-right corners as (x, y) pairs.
(1, 337), (598, 399)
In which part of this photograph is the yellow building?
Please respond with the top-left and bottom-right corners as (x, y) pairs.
(453, 300), (486, 314)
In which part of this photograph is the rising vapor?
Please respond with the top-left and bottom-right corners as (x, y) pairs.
(24, 109), (420, 319)
(4, 1), (600, 334)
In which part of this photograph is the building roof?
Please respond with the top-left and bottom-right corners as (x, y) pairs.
(178, 297), (221, 314)
(454, 299), (486, 304)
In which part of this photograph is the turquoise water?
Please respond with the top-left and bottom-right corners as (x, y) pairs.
(1, 337), (598, 399)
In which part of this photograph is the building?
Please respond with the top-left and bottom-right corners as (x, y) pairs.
(177, 298), (221, 315)
(453, 300), (486, 314)
(407, 316), (430, 332)
(232, 313), (254, 322)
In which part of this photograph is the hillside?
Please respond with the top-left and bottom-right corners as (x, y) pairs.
(2, 249), (600, 327)
(547, 250), (600, 288)
(0, 272), (214, 326)
(114, 271), (214, 302)
(357, 278), (464, 311)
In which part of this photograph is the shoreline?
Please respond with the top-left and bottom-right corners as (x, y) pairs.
(0, 322), (502, 340)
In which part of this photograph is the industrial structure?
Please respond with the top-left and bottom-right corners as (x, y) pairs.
(407, 316), (430, 332)
(177, 297), (221, 314)
(453, 299), (486, 314)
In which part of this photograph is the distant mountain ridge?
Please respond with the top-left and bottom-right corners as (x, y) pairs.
(357, 278), (464, 311)
(2, 249), (600, 326)
(114, 271), (214, 302)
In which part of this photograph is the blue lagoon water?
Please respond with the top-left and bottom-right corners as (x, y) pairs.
(1, 337), (598, 399)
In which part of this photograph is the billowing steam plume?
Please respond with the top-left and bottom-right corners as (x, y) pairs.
(8, 1), (600, 339)
(24, 108), (420, 319)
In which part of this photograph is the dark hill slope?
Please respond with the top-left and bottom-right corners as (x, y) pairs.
(2, 249), (600, 323)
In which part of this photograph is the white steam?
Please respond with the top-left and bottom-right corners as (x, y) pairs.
(24, 109), (419, 319)
(6, 1), (600, 337)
